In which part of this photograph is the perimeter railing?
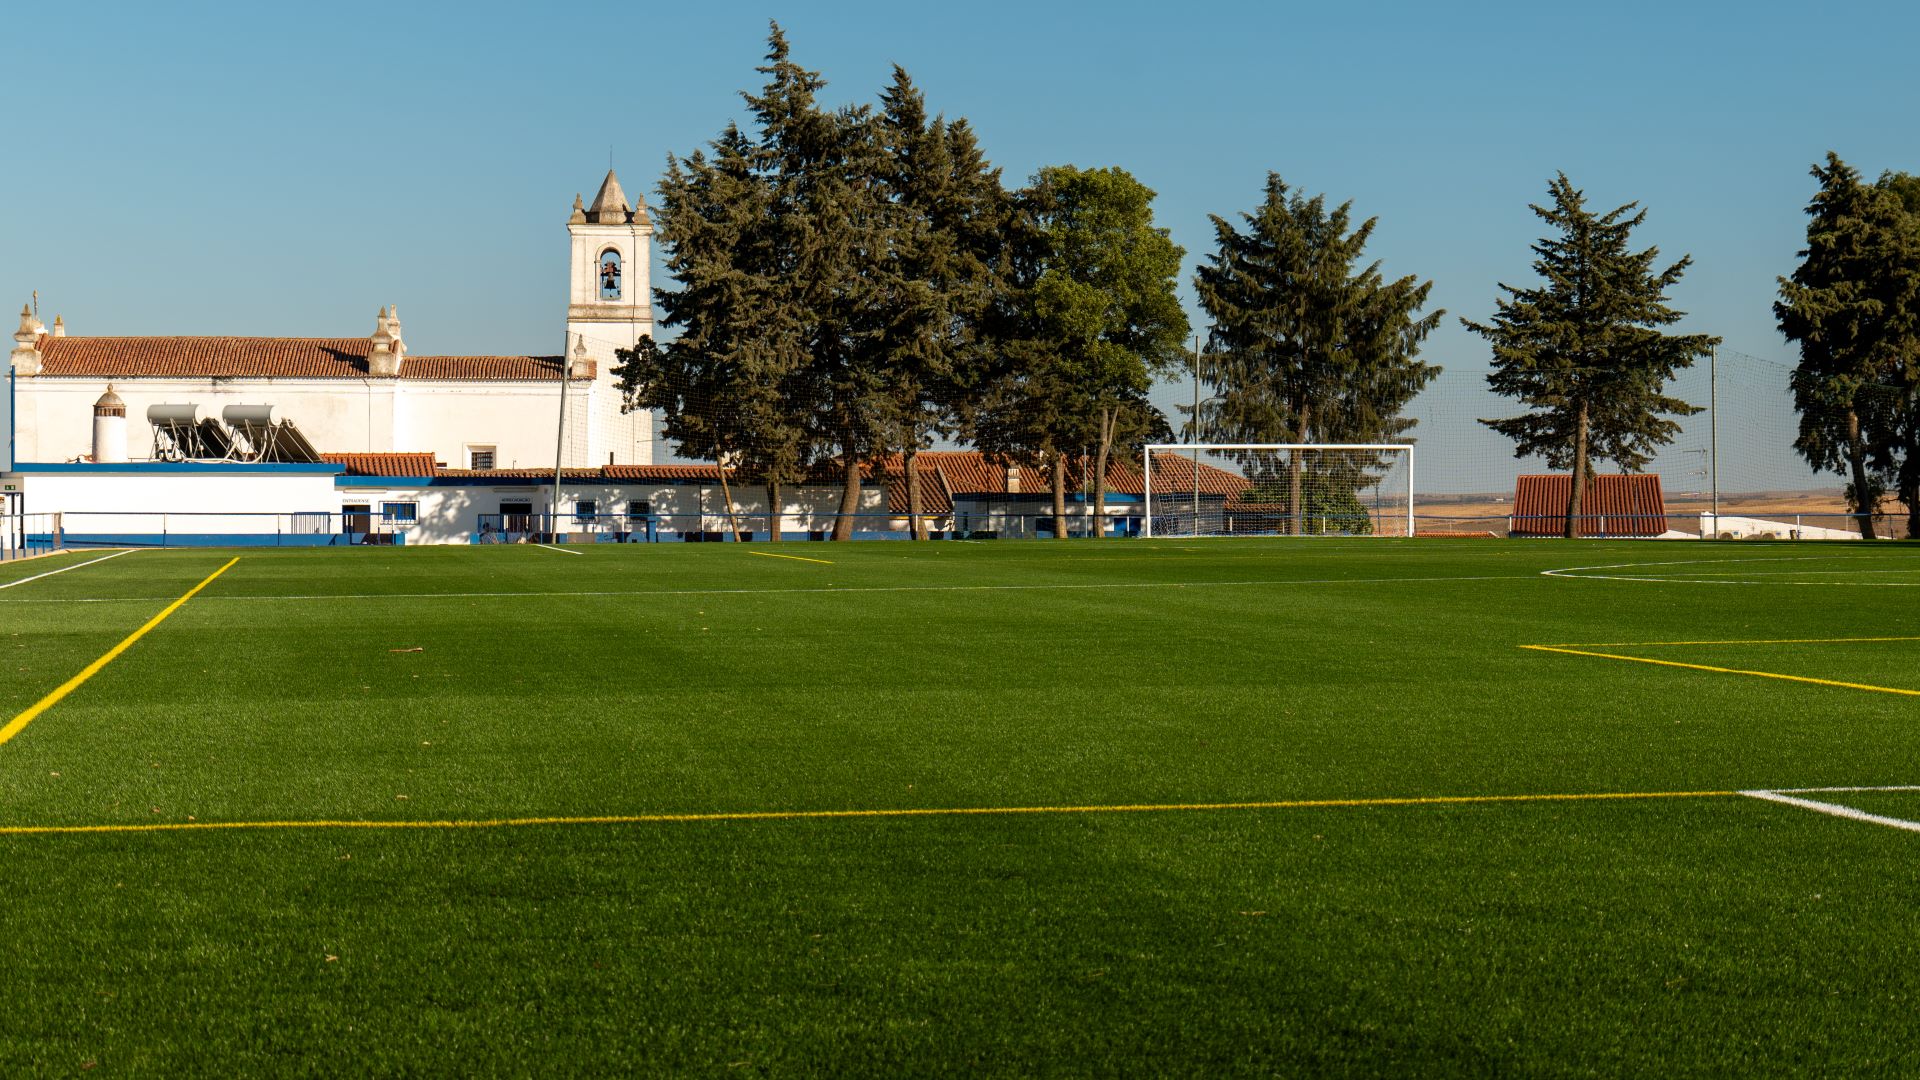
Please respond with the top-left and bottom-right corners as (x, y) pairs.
(13, 511), (402, 548)
(1, 513), (62, 560)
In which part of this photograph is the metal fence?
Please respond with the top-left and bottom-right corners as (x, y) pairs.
(1, 512), (61, 560)
(6, 511), (401, 549)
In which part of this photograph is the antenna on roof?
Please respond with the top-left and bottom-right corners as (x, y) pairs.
(30, 291), (37, 319)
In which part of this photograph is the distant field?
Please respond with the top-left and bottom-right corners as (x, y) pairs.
(3, 539), (1919, 1076)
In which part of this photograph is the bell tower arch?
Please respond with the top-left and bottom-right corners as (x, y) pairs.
(566, 169), (653, 353)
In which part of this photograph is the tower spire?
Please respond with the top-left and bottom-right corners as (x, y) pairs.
(586, 169), (630, 223)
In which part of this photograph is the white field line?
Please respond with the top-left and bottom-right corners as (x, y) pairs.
(1740, 786), (1920, 833)
(0, 571), (1535, 605)
(0, 549), (133, 591)
(532, 543), (584, 556)
(1544, 555), (1920, 586)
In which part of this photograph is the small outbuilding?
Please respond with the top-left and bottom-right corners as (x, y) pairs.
(1509, 473), (1667, 537)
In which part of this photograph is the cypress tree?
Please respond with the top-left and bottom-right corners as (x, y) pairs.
(871, 69), (1012, 540)
(1776, 155), (1920, 539)
(1465, 174), (1718, 538)
(1192, 174), (1441, 534)
(633, 119), (812, 540)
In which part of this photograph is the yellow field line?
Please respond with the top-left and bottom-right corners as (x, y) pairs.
(748, 550), (833, 565)
(1520, 644), (1920, 697)
(0, 557), (240, 749)
(0, 789), (1735, 837)
(1540, 635), (1920, 648)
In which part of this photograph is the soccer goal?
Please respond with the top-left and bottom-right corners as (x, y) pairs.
(1141, 444), (1414, 538)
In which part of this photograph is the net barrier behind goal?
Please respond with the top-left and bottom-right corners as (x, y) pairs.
(1142, 445), (1413, 538)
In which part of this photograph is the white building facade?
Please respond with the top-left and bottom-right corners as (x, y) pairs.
(6, 171), (655, 472)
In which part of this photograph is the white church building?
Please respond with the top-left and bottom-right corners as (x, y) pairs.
(7, 170), (655, 472)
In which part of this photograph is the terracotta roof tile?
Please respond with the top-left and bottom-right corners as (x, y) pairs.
(321, 453), (441, 477)
(863, 451), (1248, 513)
(1510, 474), (1667, 536)
(33, 336), (585, 381)
(403, 355), (588, 381)
(435, 464), (727, 483)
(602, 464), (727, 482)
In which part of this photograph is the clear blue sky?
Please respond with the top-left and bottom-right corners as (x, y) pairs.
(6, 1), (1916, 491)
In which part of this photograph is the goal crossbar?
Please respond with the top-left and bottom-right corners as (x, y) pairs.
(1141, 443), (1414, 539)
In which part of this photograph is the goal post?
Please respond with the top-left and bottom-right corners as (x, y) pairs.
(1141, 444), (1414, 539)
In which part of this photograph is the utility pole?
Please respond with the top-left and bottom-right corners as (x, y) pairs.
(1191, 335), (1201, 529)
(552, 335), (577, 540)
(1709, 345), (1719, 537)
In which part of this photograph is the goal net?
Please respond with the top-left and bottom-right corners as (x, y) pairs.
(1142, 444), (1413, 538)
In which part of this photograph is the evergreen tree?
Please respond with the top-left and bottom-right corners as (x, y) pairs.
(1191, 174), (1441, 534)
(740, 26), (894, 541)
(1775, 155), (1920, 539)
(1465, 174), (1718, 538)
(974, 166), (1188, 538)
(630, 117), (812, 540)
(871, 69), (1012, 540)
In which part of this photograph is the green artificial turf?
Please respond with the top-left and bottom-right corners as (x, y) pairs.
(2, 538), (1918, 1076)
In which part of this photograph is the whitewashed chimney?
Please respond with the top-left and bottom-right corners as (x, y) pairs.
(385, 304), (405, 365)
(92, 385), (128, 463)
(367, 306), (400, 377)
(10, 304), (41, 376)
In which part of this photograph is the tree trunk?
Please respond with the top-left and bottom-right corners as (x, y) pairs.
(832, 454), (861, 541)
(1093, 407), (1114, 540)
(1846, 409), (1880, 541)
(1565, 402), (1589, 539)
(1051, 449), (1069, 539)
(767, 481), (783, 542)
(905, 447), (927, 541)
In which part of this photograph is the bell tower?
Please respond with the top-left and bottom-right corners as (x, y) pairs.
(566, 169), (652, 353)
(565, 169), (654, 466)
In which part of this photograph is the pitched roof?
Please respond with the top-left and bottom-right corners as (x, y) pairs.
(1510, 473), (1668, 536)
(587, 169), (635, 224)
(865, 451), (1249, 514)
(321, 453), (441, 477)
(31, 336), (587, 381)
(435, 464), (727, 483)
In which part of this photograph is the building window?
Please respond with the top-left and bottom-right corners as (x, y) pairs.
(381, 501), (418, 524)
(574, 499), (597, 525)
(467, 445), (496, 470)
(598, 249), (622, 300)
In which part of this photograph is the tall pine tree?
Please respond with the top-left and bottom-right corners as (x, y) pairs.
(871, 69), (1012, 540)
(627, 121), (813, 539)
(1465, 174), (1717, 538)
(1192, 174), (1441, 534)
(741, 28), (894, 540)
(1776, 154), (1920, 539)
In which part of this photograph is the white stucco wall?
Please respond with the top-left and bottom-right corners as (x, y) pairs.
(338, 480), (892, 545)
(1, 370), (13, 471)
(17, 468), (340, 536)
(10, 375), (646, 470)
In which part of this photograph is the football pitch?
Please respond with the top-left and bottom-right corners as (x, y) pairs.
(2, 539), (1918, 1076)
